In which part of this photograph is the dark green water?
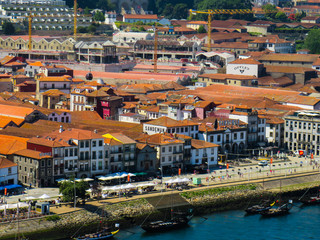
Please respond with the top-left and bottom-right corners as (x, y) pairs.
(116, 204), (320, 240)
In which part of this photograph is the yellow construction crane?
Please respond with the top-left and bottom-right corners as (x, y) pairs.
(153, 26), (158, 73)
(28, 12), (33, 50)
(189, 9), (253, 51)
(74, 0), (77, 41)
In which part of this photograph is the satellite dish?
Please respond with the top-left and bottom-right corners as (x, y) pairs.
(86, 72), (93, 80)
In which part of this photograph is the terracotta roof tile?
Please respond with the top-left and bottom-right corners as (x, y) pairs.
(0, 104), (35, 119)
(191, 139), (219, 149)
(0, 135), (28, 155)
(124, 14), (158, 19)
(145, 116), (198, 127)
(136, 133), (184, 145)
(0, 158), (17, 169)
(14, 149), (51, 159)
(229, 58), (262, 65)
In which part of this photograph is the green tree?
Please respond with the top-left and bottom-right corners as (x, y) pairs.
(196, 0), (253, 20)
(305, 29), (320, 54)
(275, 11), (287, 22)
(78, 26), (88, 33)
(84, 7), (90, 15)
(172, 3), (188, 19)
(197, 25), (207, 33)
(3, 22), (15, 35)
(59, 180), (89, 203)
(162, 3), (174, 18)
(262, 3), (278, 19)
(139, 26), (146, 31)
(295, 11), (306, 22)
(88, 24), (97, 33)
(93, 11), (105, 22)
(96, 0), (116, 11)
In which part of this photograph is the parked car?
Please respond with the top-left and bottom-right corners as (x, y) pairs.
(258, 160), (268, 166)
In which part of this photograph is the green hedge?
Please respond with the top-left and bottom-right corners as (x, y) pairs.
(180, 184), (257, 199)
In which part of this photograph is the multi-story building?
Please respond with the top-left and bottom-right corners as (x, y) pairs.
(70, 83), (123, 119)
(136, 143), (157, 172)
(123, 14), (158, 24)
(35, 75), (72, 100)
(74, 40), (118, 64)
(0, 157), (18, 186)
(190, 139), (219, 167)
(265, 117), (284, 147)
(143, 116), (199, 139)
(133, 40), (201, 60)
(26, 126), (105, 179)
(0, 36), (76, 61)
(103, 133), (136, 173)
(197, 73), (258, 87)
(0, 1), (91, 31)
(13, 149), (53, 187)
(197, 118), (247, 156)
(136, 133), (184, 173)
(284, 110), (320, 155)
(229, 107), (262, 148)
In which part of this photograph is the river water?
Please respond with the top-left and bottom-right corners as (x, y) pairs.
(115, 204), (320, 240)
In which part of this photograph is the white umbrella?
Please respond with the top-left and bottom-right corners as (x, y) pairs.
(76, 178), (94, 182)
(98, 176), (108, 181)
(165, 179), (174, 184)
(55, 178), (66, 182)
(136, 182), (156, 187)
(128, 173), (136, 176)
(113, 175), (123, 179)
(83, 177), (94, 182)
(172, 178), (184, 183)
(38, 194), (50, 199)
(121, 183), (136, 189)
(181, 178), (191, 182)
(86, 189), (92, 193)
(24, 196), (35, 200)
(105, 176), (117, 180)
(109, 185), (120, 191)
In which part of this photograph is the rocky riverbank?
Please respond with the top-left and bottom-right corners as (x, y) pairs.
(0, 181), (319, 240)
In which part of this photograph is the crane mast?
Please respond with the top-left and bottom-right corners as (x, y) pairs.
(74, 0), (77, 41)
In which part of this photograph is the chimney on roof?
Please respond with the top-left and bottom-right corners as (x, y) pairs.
(59, 125), (64, 133)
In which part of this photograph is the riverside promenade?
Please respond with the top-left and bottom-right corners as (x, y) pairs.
(49, 167), (320, 214)
(4, 156), (320, 215)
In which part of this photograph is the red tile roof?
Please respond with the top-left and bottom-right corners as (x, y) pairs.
(0, 158), (17, 169)
(124, 14), (158, 19)
(229, 58), (263, 65)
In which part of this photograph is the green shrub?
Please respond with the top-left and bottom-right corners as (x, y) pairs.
(180, 184), (257, 199)
(45, 215), (61, 222)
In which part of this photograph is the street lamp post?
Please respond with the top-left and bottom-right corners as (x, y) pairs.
(73, 176), (77, 209)
(205, 161), (210, 174)
(158, 167), (163, 191)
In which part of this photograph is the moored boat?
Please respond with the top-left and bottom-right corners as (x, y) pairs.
(141, 211), (193, 232)
(245, 200), (274, 214)
(259, 201), (293, 217)
(300, 196), (320, 205)
(74, 228), (119, 240)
